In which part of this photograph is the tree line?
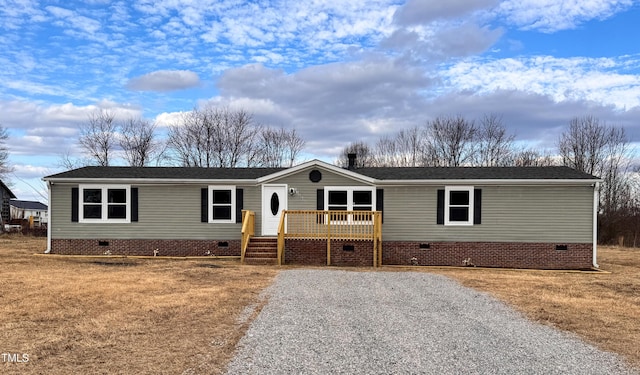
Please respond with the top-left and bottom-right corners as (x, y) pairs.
(336, 114), (554, 168)
(336, 114), (636, 246)
(64, 105), (305, 169)
(66, 108), (637, 246)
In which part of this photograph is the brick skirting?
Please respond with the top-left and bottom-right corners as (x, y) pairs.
(283, 239), (593, 269)
(50, 239), (241, 257)
(50, 238), (594, 269)
(382, 241), (593, 270)
(285, 239), (376, 267)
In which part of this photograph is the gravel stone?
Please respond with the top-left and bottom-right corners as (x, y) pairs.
(225, 269), (637, 375)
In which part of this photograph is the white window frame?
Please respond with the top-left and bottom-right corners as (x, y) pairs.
(444, 186), (474, 226)
(79, 184), (131, 223)
(208, 185), (235, 223)
(324, 186), (375, 223)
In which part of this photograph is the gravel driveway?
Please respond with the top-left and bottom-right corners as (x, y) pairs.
(225, 270), (637, 375)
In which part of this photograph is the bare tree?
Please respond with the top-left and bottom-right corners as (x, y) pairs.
(475, 114), (514, 167)
(57, 149), (89, 170)
(258, 127), (289, 168)
(284, 128), (305, 167)
(558, 116), (613, 175)
(375, 126), (426, 167)
(167, 106), (268, 168)
(0, 125), (12, 178)
(119, 117), (158, 167)
(424, 115), (477, 166)
(511, 147), (555, 167)
(167, 110), (211, 167)
(79, 109), (117, 166)
(396, 126), (425, 167)
(257, 127), (306, 168)
(373, 135), (399, 167)
(217, 107), (258, 168)
(557, 115), (632, 244)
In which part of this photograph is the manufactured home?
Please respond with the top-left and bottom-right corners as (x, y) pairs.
(43, 158), (599, 269)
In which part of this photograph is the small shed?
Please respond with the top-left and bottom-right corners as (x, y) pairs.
(0, 180), (16, 225)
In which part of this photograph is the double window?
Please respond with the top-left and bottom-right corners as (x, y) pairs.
(325, 187), (375, 222)
(79, 185), (130, 223)
(209, 186), (235, 223)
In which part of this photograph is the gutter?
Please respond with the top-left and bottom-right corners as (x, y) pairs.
(44, 181), (51, 254)
(592, 182), (600, 268)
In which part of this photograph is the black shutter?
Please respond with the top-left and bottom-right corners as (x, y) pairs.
(71, 187), (79, 222)
(131, 188), (138, 222)
(436, 189), (444, 225)
(376, 188), (384, 223)
(201, 188), (208, 222)
(236, 188), (244, 223)
(316, 189), (324, 210)
(473, 189), (482, 225)
(316, 189), (324, 224)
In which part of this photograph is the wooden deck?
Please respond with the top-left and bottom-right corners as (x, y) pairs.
(241, 210), (382, 267)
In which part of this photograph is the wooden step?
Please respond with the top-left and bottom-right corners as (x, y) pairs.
(244, 251), (277, 258)
(243, 237), (278, 265)
(246, 246), (278, 253)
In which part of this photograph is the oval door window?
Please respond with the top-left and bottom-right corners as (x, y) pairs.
(270, 193), (280, 216)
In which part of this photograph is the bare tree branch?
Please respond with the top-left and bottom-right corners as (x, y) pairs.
(476, 114), (515, 167)
(79, 109), (116, 166)
(557, 115), (633, 244)
(120, 117), (158, 167)
(424, 115), (478, 167)
(0, 125), (13, 179)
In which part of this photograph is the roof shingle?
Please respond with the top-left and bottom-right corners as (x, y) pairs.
(44, 165), (598, 181)
(45, 166), (286, 180)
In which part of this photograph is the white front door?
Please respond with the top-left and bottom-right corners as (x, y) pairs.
(262, 185), (287, 236)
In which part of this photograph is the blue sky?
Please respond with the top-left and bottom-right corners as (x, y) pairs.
(1, 0), (640, 202)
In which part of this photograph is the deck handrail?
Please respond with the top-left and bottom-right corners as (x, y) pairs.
(277, 210), (382, 267)
(240, 210), (255, 264)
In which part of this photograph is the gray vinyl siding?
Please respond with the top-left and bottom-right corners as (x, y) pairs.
(269, 166), (371, 212)
(382, 185), (594, 243)
(50, 183), (260, 240)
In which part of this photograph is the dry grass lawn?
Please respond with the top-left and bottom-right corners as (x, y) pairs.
(427, 246), (640, 370)
(0, 236), (277, 375)
(2, 237), (640, 374)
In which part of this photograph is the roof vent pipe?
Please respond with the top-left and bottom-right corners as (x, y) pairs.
(347, 153), (357, 170)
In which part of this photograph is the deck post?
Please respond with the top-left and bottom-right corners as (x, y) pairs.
(376, 212), (383, 267)
(372, 212), (377, 267)
(326, 213), (331, 266)
(277, 211), (286, 266)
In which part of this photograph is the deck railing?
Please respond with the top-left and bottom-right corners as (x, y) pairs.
(240, 210), (255, 263)
(276, 210), (382, 267)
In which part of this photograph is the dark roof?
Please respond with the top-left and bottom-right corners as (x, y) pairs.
(44, 165), (598, 182)
(355, 166), (598, 180)
(45, 166), (287, 180)
(0, 180), (16, 198)
(10, 200), (48, 210)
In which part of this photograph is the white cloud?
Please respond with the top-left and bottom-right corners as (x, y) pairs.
(499, 0), (634, 32)
(441, 56), (640, 109)
(45, 5), (101, 34)
(0, 100), (143, 132)
(154, 111), (188, 127)
(126, 70), (201, 92)
(209, 59), (434, 156)
(394, 0), (499, 25)
(12, 164), (54, 181)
